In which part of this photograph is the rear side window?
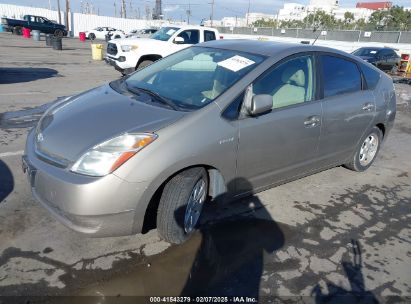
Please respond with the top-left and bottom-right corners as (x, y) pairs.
(204, 30), (216, 42)
(360, 63), (381, 90)
(322, 55), (361, 98)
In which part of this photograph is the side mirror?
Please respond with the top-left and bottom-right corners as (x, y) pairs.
(247, 94), (272, 116)
(174, 36), (185, 44)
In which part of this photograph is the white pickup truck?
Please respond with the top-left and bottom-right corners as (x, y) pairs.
(105, 25), (220, 74)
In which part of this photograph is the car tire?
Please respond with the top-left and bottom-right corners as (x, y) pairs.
(137, 60), (153, 70)
(157, 167), (208, 244)
(54, 29), (63, 38)
(344, 126), (383, 172)
(88, 33), (95, 40)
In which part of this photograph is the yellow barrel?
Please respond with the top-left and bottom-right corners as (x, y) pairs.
(91, 44), (103, 60)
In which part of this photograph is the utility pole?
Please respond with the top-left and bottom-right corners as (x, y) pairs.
(186, 2), (191, 24)
(56, 0), (61, 24)
(114, 1), (117, 17)
(48, 0), (52, 10)
(210, 0), (214, 26)
(246, 0), (250, 26)
(121, 0), (127, 18)
(65, 0), (70, 34)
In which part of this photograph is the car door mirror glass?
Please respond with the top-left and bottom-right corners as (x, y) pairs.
(248, 94), (272, 116)
(174, 36), (185, 44)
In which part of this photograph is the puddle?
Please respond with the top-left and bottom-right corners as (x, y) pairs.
(0, 101), (57, 129)
(77, 218), (287, 297)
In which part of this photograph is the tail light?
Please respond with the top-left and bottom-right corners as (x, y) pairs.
(219, 35), (224, 39)
(401, 54), (409, 61)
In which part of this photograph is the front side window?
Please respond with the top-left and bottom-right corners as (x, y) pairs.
(177, 30), (200, 44)
(124, 47), (265, 110)
(151, 27), (180, 41)
(252, 55), (315, 109)
(322, 55), (361, 98)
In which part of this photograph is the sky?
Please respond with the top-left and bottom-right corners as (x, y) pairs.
(1, 0), (410, 23)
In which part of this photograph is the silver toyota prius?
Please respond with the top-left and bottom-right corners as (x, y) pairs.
(23, 40), (396, 244)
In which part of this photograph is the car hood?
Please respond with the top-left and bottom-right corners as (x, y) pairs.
(35, 84), (185, 165)
(113, 37), (163, 45)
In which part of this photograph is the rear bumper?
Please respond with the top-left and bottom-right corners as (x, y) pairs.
(23, 130), (150, 237)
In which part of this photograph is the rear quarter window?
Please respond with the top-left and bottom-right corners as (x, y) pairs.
(360, 63), (381, 90)
(204, 30), (216, 42)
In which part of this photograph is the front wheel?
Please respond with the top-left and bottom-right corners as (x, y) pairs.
(344, 127), (383, 172)
(54, 29), (63, 38)
(157, 168), (208, 244)
(88, 33), (95, 40)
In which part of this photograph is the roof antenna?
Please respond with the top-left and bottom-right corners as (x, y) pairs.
(312, 22), (324, 45)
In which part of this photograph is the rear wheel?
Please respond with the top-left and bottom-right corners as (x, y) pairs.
(136, 60), (153, 70)
(88, 33), (95, 40)
(344, 127), (382, 172)
(157, 168), (208, 244)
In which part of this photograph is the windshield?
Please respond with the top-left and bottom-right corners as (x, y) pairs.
(352, 48), (380, 57)
(125, 46), (265, 110)
(151, 27), (179, 41)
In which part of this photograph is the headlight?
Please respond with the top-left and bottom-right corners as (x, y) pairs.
(71, 133), (157, 177)
(121, 45), (138, 52)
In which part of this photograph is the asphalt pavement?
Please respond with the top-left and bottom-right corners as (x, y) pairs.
(0, 33), (410, 302)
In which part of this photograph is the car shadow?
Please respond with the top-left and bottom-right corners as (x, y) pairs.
(0, 160), (14, 203)
(0, 67), (58, 84)
(177, 177), (285, 299)
(311, 239), (379, 304)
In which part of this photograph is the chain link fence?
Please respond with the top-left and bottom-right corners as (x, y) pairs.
(217, 27), (411, 44)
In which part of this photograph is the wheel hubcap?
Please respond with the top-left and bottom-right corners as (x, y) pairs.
(184, 179), (206, 234)
(359, 134), (379, 166)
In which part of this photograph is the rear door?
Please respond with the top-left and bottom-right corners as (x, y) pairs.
(317, 54), (376, 166)
(236, 53), (322, 194)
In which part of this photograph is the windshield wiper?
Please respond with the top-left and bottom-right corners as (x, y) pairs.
(125, 83), (179, 111)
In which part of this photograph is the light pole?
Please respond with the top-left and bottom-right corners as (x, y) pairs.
(210, 0), (214, 26)
(56, 0), (61, 24)
(246, 0), (250, 26)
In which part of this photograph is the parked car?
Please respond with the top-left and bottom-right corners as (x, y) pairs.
(352, 47), (400, 72)
(106, 25), (220, 74)
(126, 28), (158, 38)
(106, 29), (126, 40)
(23, 41), (396, 244)
(0, 15), (67, 37)
(85, 27), (125, 40)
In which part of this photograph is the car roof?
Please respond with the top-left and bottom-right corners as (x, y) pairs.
(358, 47), (384, 50)
(198, 39), (353, 58)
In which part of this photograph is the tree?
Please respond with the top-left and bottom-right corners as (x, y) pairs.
(252, 18), (278, 28)
(344, 11), (355, 24)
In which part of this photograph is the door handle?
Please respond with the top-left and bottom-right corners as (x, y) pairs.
(304, 116), (320, 128)
(362, 103), (374, 111)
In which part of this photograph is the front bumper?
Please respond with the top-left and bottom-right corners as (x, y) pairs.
(23, 130), (150, 237)
(105, 56), (135, 75)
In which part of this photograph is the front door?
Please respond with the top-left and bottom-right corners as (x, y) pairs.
(236, 54), (322, 194)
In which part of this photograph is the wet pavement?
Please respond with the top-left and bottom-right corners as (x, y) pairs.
(0, 33), (410, 302)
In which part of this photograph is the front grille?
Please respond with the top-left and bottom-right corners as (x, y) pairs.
(107, 42), (118, 56)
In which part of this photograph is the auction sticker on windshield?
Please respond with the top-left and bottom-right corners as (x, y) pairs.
(218, 55), (255, 72)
